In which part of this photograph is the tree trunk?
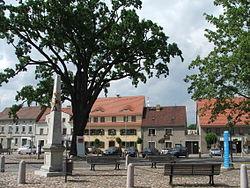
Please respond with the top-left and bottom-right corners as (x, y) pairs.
(70, 92), (90, 156)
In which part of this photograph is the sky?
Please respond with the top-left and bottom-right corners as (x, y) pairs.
(0, 0), (221, 125)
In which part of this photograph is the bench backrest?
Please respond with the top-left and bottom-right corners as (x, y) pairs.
(86, 156), (121, 164)
(147, 154), (175, 162)
(164, 163), (221, 176)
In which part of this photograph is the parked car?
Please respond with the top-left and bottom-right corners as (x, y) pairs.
(124, 147), (138, 157)
(102, 147), (122, 156)
(86, 147), (102, 155)
(209, 148), (222, 156)
(169, 147), (188, 158)
(17, 145), (36, 154)
(161, 148), (171, 155)
(141, 148), (160, 158)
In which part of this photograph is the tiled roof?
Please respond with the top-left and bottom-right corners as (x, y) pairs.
(0, 106), (44, 121)
(197, 98), (249, 126)
(142, 106), (187, 127)
(38, 96), (145, 123)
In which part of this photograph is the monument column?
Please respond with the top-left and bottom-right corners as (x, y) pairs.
(35, 74), (65, 177)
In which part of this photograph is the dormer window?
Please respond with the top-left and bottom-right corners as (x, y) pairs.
(92, 106), (104, 112)
(121, 105), (133, 112)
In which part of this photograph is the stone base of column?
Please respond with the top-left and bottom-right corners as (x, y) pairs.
(34, 169), (65, 177)
(35, 144), (65, 177)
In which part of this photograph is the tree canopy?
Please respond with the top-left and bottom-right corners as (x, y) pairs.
(185, 0), (250, 122)
(205, 133), (218, 147)
(0, 0), (183, 155)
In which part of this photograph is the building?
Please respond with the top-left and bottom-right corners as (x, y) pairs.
(84, 96), (145, 151)
(141, 105), (199, 153)
(36, 95), (145, 151)
(0, 106), (44, 149)
(197, 98), (250, 153)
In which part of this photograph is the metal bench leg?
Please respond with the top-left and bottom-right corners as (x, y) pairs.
(151, 163), (153, 168)
(154, 163), (157, 168)
(169, 175), (173, 185)
(209, 175), (214, 186)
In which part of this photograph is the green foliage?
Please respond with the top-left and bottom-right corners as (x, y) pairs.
(8, 104), (22, 122)
(185, 0), (250, 122)
(136, 137), (143, 144)
(158, 137), (165, 144)
(94, 138), (100, 148)
(0, 0), (182, 155)
(205, 133), (218, 146)
(115, 137), (122, 145)
(187, 124), (197, 130)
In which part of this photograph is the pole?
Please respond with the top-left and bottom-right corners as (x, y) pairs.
(224, 131), (230, 168)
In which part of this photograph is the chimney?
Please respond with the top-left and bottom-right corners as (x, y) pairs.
(156, 104), (161, 111)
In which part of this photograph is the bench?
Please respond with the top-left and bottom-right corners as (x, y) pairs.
(164, 163), (221, 186)
(0, 148), (12, 155)
(147, 154), (176, 168)
(86, 156), (123, 171)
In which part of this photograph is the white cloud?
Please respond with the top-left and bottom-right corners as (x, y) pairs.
(0, 0), (221, 125)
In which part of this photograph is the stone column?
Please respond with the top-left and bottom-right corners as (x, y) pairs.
(35, 74), (65, 177)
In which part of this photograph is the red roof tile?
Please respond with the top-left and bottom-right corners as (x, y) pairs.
(38, 96), (145, 123)
(0, 106), (44, 121)
(197, 98), (249, 126)
(142, 106), (187, 127)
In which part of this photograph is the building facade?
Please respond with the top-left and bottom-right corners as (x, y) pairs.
(0, 106), (44, 149)
(197, 98), (250, 153)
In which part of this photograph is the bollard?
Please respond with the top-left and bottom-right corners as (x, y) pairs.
(0, 156), (5, 172)
(18, 160), (26, 184)
(126, 163), (134, 188)
(125, 154), (129, 169)
(240, 164), (249, 188)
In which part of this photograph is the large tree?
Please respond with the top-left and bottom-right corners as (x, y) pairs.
(185, 0), (250, 123)
(0, 0), (183, 155)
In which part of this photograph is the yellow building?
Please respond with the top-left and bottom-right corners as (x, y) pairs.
(83, 96), (145, 151)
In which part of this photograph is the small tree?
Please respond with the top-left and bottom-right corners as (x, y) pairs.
(187, 124), (197, 130)
(115, 137), (122, 148)
(205, 133), (218, 149)
(136, 137), (143, 144)
(94, 138), (100, 148)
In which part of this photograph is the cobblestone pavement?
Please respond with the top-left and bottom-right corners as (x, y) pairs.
(0, 154), (250, 188)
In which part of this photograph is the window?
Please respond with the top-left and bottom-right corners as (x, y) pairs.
(15, 126), (19, 133)
(84, 129), (89, 135)
(40, 128), (44, 135)
(29, 126), (32, 133)
(22, 126), (25, 133)
(93, 117), (98, 123)
(120, 129), (137, 135)
(131, 116), (136, 122)
(112, 116), (116, 122)
(165, 142), (172, 148)
(89, 129), (104, 135)
(122, 142), (135, 148)
(123, 116), (128, 122)
(239, 128), (244, 135)
(148, 142), (155, 149)
(100, 117), (105, 123)
(88, 118), (91, 122)
(1, 127), (4, 133)
(148, 128), (156, 136)
(14, 138), (18, 145)
(215, 128), (221, 136)
(108, 129), (116, 135)
(71, 128), (73, 134)
(62, 118), (66, 123)
(63, 128), (67, 135)
(206, 128), (211, 134)
(165, 128), (173, 135)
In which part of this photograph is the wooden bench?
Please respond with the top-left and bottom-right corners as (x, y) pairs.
(164, 163), (221, 186)
(86, 156), (123, 171)
(147, 154), (176, 168)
